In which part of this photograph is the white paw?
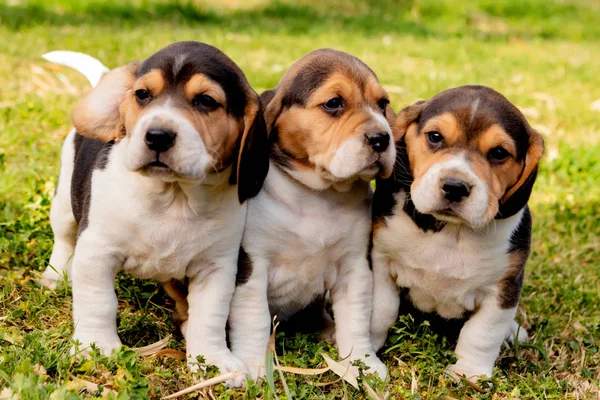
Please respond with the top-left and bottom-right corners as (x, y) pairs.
(445, 360), (492, 382)
(180, 321), (188, 339)
(246, 363), (265, 382)
(72, 332), (122, 357)
(347, 353), (388, 380)
(190, 353), (249, 388)
(40, 267), (63, 289)
(505, 320), (529, 345)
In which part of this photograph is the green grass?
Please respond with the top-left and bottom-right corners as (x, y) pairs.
(1, 0), (599, 398)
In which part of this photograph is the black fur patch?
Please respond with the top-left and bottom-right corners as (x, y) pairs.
(417, 85), (530, 161)
(399, 288), (471, 344)
(373, 140), (446, 232)
(498, 206), (531, 309)
(403, 199), (447, 233)
(496, 168), (539, 219)
(235, 246), (253, 286)
(71, 133), (114, 234)
(138, 41), (249, 119)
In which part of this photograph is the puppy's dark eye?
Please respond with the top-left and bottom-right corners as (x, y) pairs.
(135, 89), (150, 104)
(323, 97), (344, 112)
(426, 131), (444, 145)
(377, 98), (389, 115)
(489, 146), (511, 162)
(192, 94), (220, 111)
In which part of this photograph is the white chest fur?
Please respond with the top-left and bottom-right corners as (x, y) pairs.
(244, 164), (371, 318)
(83, 143), (246, 282)
(375, 192), (523, 319)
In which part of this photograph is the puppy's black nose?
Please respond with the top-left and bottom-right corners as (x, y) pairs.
(145, 129), (176, 153)
(442, 178), (471, 202)
(366, 132), (390, 153)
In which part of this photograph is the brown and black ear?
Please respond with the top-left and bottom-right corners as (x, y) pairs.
(259, 89), (277, 109)
(262, 87), (286, 133)
(234, 92), (270, 204)
(497, 128), (545, 219)
(384, 102), (397, 138)
(72, 61), (140, 142)
(394, 100), (427, 140)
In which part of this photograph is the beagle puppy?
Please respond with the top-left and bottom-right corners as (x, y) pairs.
(370, 86), (544, 381)
(41, 41), (269, 386)
(227, 48), (397, 380)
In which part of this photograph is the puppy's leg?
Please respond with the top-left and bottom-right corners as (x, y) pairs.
(71, 234), (122, 355)
(229, 257), (270, 382)
(370, 252), (400, 351)
(447, 293), (518, 381)
(332, 253), (388, 379)
(505, 319), (529, 344)
(186, 256), (248, 388)
(43, 131), (78, 288)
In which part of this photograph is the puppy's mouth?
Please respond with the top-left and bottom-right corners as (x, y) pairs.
(358, 162), (381, 181)
(149, 160), (168, 168)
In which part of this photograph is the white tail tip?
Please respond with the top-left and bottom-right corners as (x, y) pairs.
(42, 51), (109, 87)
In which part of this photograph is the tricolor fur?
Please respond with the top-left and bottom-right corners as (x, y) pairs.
(42, 41), (269, 387)
(370, 85), (544, 381)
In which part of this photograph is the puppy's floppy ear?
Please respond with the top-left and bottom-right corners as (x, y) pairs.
(262, 88), (284, 133)
(260, 89), (277, 109)
(497, 127), (544, 218)
(394, 100), (427, 140)
(234, 92), (270, 204)
(72, 62), (140, 142)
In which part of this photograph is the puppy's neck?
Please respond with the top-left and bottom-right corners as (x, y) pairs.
(265, 161), (370, 214)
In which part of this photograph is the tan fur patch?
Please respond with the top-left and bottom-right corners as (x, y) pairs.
(135, 69), (165, 97)
(405, 123), (453, 182)
(72, 61), (140, 142)
(276, 72), (390, 172)
(421, 112), (461, 145)
(177, 105), (241, 169)
(183, 73), (226, 105)
(497, 249), (527, 309)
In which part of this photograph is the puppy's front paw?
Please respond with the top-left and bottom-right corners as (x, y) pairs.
(347, 353), (388, 380)
(189, 353), (249, 388)
(505, 320), (529, 345)
(361, 356), (388, 380)
(245, 363), (265, 382)
(40, 267), (65, 289)
(445, 360), (492, 382)
(72, 331), (122, 357)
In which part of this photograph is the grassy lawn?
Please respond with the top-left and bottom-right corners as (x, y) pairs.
(1, 0), (599, 398)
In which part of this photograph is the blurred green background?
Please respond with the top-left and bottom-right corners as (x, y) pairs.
(0, 1), (599, 398)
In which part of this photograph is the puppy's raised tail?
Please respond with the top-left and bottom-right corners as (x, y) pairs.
(42, 51), (109, 88)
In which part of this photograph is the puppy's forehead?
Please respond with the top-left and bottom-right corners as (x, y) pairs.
(420, 86), (530, 158)
(280, 49), (379, 107)
(138, 41), (248, 117)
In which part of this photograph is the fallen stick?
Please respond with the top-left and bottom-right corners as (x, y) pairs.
(162, 372), (244, 399)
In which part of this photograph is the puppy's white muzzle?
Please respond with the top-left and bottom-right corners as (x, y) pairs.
(125, 106), (212, 181)
(411, 155), (490, 228)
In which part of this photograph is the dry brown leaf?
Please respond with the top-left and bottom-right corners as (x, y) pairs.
(133, 335), (171, 356)
(275, 365), (330, 376)
(32, 364), (46, 376)
(69, 376), (116, 397)
(321, 353), (358, 389)
(161, 372), (244, 399)
(153, 349), (186, 360)
(363, 381), (389, 400)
